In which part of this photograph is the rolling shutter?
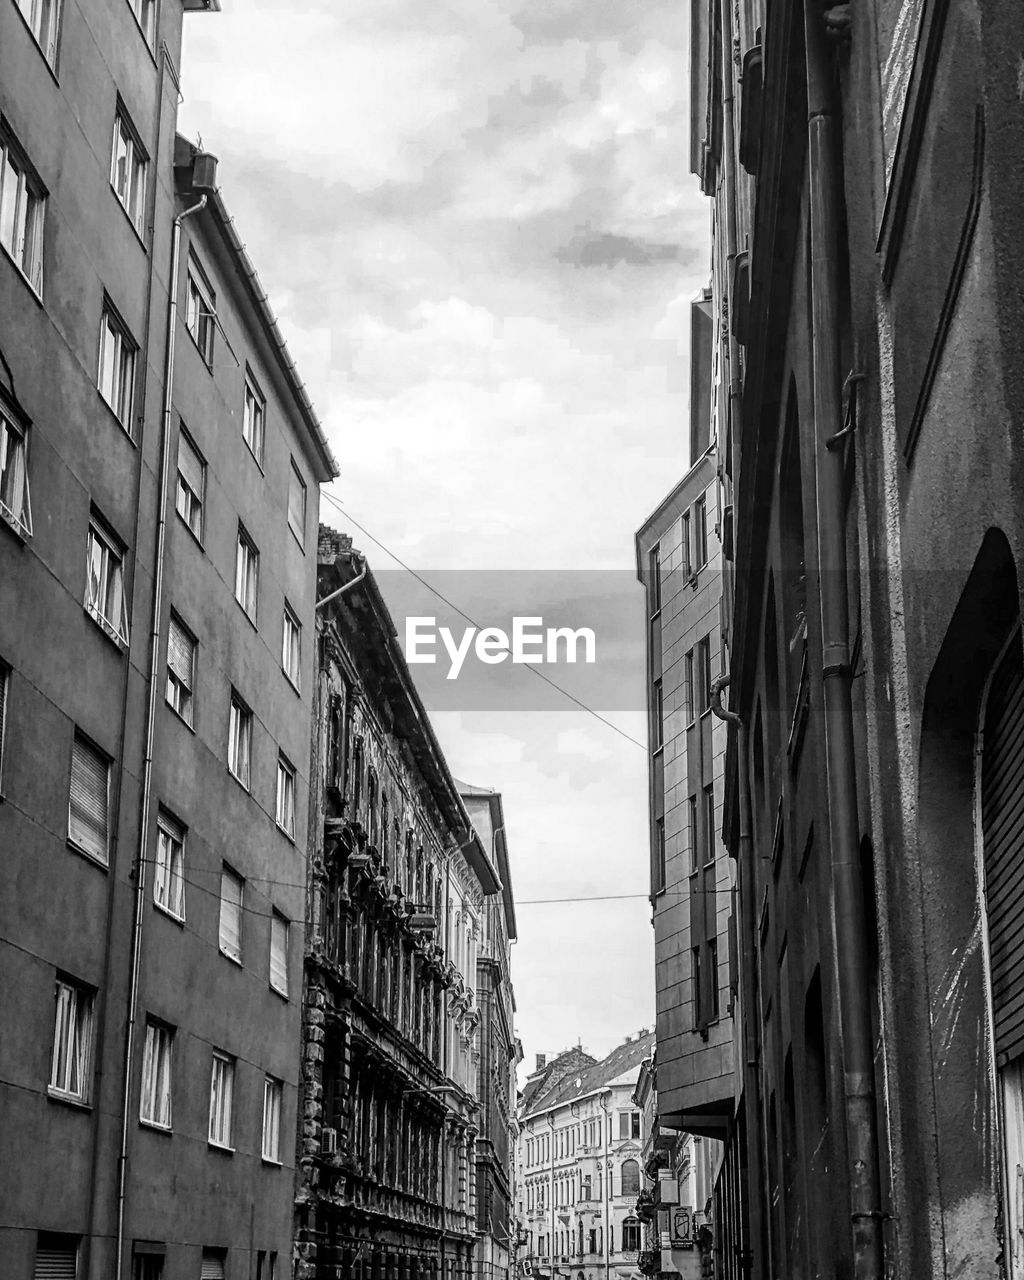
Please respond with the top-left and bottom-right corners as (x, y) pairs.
(69, 735), (109, 862)
(167, 616), (194, 689)
(201, 1252), (226, 1280)
(982, 627), (1024, 1068)
(178, 431), (204, 496)
(34, 1240), (78, 1279)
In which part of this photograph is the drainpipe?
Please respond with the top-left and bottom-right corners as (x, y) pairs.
(113, 191), (207, 1280)
(316, 554), (367, 611)
(802, 6), (884, 1279)
(709, 675), (764, 1280)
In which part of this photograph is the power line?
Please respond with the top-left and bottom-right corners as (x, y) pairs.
(318, 487), (647, 753)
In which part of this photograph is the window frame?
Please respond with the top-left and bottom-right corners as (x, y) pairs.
(127, 0), (157, 45)
(227, 692), (252, 790)
(242, 368), (266, 466)
(97, 299), (138, 433)
(276, 753), (296, 839)
(207, 1050), (235, 1151)
(0, 399), (33, 539)
(68, 731), (111, 865)
(139, 1018), (173, 1130)
(235, 524), (259, 622)
(282, 603), (301, 690)
(85, 515), (130, 648)
(165, 611), (196, 727)
(110, 101), (148, 236)
(48, 976), (94, 1104)
(184, 254), (216, 368)
(0, 121), (46, 294)
(703, 783), (716, 866)
(218, 863), (244, 964)
(652, 677), (664, 750)
(648, 543), (662, 617)
(153, 810), (185, 922)
(687, 794), (698, 875)
(269, 910), (289, 997)
(262, 1074), (283, 1164)
(287, 460), (307, 547)
(13, 0), (63, 68)
(174, 424), (205, 543)
(0, 661), (7, 793)
(694, 493), (708, 571)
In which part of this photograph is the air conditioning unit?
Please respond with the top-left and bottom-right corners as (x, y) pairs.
(321, 1127), (339, 1156)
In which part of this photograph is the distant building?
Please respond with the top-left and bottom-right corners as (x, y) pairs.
(296, 532), (510, 1280)
(517, 1033), (656, 1280)
(0, 3), (341, 1276)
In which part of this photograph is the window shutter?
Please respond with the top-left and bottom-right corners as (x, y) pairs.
(69, 736), (108, 861)
(270, 915), (288, 994)
(220, 870), (242, 957)
(983, 629), (1024, 1067)
(34, 1244), (78, 1280)
(200, 1253), (226, 1280)
(167, 617), (194, 688)
(178, 431), (203, 496)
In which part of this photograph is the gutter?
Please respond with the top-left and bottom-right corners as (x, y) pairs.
(802, 6), (884, 1278)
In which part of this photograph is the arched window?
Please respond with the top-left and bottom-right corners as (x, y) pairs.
(620, 1158), (640, 1196)
(622, 1218), (640, 1252)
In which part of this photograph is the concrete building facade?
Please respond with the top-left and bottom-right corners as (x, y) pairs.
(0, 3), (339, 1276)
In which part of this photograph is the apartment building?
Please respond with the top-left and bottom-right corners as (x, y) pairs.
(295, 531), (509, 1280)
(517, 1034), (655, 1280)
(0, 2), (337, 1275)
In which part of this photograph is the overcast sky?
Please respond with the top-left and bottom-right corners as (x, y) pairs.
(180, 0), (710, 1069)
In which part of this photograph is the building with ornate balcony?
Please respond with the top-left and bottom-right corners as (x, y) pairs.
(295, 530), (504, 1280)
(517, 1033), (655, 1280)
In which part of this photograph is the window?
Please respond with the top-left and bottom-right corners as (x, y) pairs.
(69, 733), (110, 863)
(110, 106), (147, 233)
(653, 817), (665, 895)
(282, 604), (301, 689)
(648, 544), (661, 615)
(652, 678), (663, 750)
(227, 692), (251, 788)
(13, 0), (62, 66)
(618, 1112), (639, 1141)
(270, 911), (289, 996)
(622, 1218), (641, 1251)
(256, 1255), (279, 1280)
(153, 812), (185, 920)
(98, 303), (137, 431)
(692, 945), (702, 1026)
(219, 865), (243, 962)
(0, 125), (45, 292)
(704, 784), (716, 864)
(208, 1051), (235, 1149)
(185, 258), (215, 367)
(200, 1250), (226, 1280)
(85, 517), (129, 646)
(235, 525), (259, 621)
(175, 426), (204, 540)
(694, 493), (708, 570)
(33, 1233), (79, 1280)
(287, 461), (306, 545)
(687, 795), (698, 873)
(262, 1075), (283, 1162)
(243, 370), (266, 465)
(684, 649), (695, 724)
(681, 510), (692, 579)
(0, 403), (32, 536)
(140, 1019), (172, 1128)
(49, 978), (93, 1102)
(276, 755), (296, 838)
(131, 1245), (165, 1280)
(698, 636), (712, 713)
(709, 938), (720, 1019)
(165, 613), (195, 725)
(0, 662), (7, 790)
(128, 0), (156, 44)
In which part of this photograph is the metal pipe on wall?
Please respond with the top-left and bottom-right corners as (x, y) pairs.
(801, 5), (884, 1278)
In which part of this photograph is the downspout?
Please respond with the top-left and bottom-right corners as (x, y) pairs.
(802, 6), (884, 1279)
(600, 1092), (610, 1280)
(710, 676), (764, 1280)
(113, 192), (207, 1280)
(315, 555), (367, 611)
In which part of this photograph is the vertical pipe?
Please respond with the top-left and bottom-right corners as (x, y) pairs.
(113, 193), (206, 1280)
(801, 6), (884, 1279)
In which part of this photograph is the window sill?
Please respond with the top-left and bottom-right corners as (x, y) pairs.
(227, 766), (251, 796)
(0, 240), (44, 308)
(288, 523), (305, 553)
(0, 504), (30, 544)
(185, 326), (215, 372)
(275, 821), (296, 844)
(153, 899), (186, 927)
(269, 981), (290, 1002)
(110, 186), (149, 251)
(243, 440), (266, 474)
(96, 386), (139, 445)
(208, 1140), (235, 1156)
(85, 604), (130, 653)
(235, 599), (259, 632)
(165, 698), (196, 734)
(219, 947), (243, 967)
(262, 1156), (284, 1169)
(283, 670), (302, 697)
(47, 1087), (92, 1111)
(67, 837), (110, 871)
(175, 509), (205, 551)
(126, 9), (159, 68)
(139, 1118), (173, 1135)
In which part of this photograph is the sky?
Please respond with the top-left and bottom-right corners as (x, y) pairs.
(179, 0), (710, 1069)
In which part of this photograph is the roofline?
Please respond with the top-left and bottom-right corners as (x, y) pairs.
(460, 784), (518, 940)
(635, 445), (717, 557)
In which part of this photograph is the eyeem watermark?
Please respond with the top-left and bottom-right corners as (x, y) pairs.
(406, 616), (597, 680)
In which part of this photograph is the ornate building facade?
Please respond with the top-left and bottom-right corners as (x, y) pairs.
(295, 529), (506, 1280)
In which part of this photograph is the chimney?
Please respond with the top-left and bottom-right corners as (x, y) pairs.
(536, 1054), (547, 1071)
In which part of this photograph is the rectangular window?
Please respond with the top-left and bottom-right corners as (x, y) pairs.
(687, 795), (698, 874)
(14, 0), (62, 66)
(49, 978), (93, 1102)
(208, 1051), (235, 1149)
(631, 1111), (641, 1139)
(262, 1075), (283, 1162)
(110, 106), (147, 233)
(709, 938), (720, 1019)
(98, 302), (137, 431)
(0, 124), (45, 292)
(681, 510), (692, 579)
(0, 403), (33, 537)
(648, 544), (661, 616)
(698, 636), (712, 713)
(175, 426), (205, 540)
(33, 1233), (79, 1280)
(287, 461), (306, 545)
(652, 678), (663, 750)
(276, 754), (296, 838)
(219, 865), (243, 962)
(692, 946), (702, 1027)
(704, 784), (716, 864)
(200, 1250), (226, 1280)
(227, 692), (251, 787)
(85, 517), (129, 646)
(185, 258), (215, 367)
(694, 494), (708, 570)
(243, 370), (266, 465)
(235, 525), (259, 621)
(282, 604), (301, 689)
(132, 1247), (164, 1280)
(140, 1019), (173, 1128)
(69, 733), (110, 864)
(128, 0), (156, 44)
(165, 613), (195, 726)
(654, 817), (665, 895)
(270, 911), (289, 996)
(684, 649), (695, 724)
(0, 662), (7, 790)
(153, 811), (185, 920)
